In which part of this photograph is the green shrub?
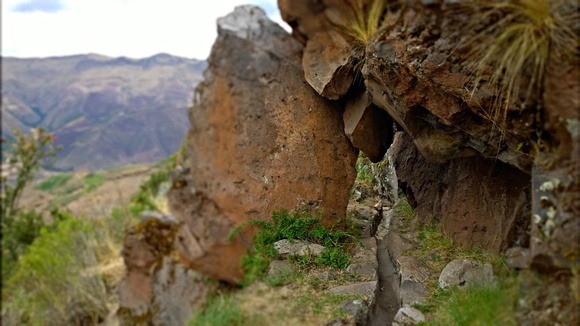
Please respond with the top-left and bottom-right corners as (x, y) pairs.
(2, 215), (109, 325)
(36, 174), (72, 191)
(82, 173), (105, 193)
(232, 211), (356, 285)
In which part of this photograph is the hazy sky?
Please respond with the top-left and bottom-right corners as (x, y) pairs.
(2, 0), (287, 59)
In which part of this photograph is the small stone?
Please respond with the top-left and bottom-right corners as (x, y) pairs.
(273, 239), (325, 258)
(399, 256), (430, 283)
(329, 281), (377, 302)
(267, 260), (294, 278)
(393, 305), (425, 325)
(342, 299), (369, 325)
(438, 259), (496, 289)
(400, 280), (427, 305)
(505, 247), (530, 270)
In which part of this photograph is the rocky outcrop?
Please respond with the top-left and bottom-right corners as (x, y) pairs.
(390, 131), (531, 251)
(168, 6), (358, 283)
(117, 213), (212, 324)
(529, 60), (580, 273)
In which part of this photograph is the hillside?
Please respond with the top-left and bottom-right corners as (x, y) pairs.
(1, 53), (206, 171)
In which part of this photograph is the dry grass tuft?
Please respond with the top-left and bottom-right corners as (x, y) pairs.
(465, 0), (577, 125)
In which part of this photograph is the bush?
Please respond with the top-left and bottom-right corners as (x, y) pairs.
(231, 211), (356, 285)
(2, 214), (110, 325)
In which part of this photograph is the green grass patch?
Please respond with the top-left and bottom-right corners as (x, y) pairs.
(189, 293), (245, 326)
(230, 211), (357, 286)
(355, 152), (374, 187)
(82, 173), (106, 193)
(418, 278), (520, 325)
(36, 174), (72, 191)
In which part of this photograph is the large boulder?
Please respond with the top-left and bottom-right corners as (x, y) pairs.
(168, 6), (358, 283)
(391, 131), (531, 251)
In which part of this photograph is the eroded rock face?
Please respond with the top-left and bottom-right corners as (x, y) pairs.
(168, 5), (358, 283)
(391, 132), (531, 251)
(117, 214), (212, 324)
(529, 60), (580, 273)
(363, 4), (534, 171)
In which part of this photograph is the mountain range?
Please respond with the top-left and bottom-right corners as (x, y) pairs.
(1, 53), (206, 171)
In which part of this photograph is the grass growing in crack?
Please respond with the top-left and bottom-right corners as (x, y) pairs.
(417, 278), (521, 325)
(410, 223), (510, 286)
(189, 293), (245, 326)
(230, 210), (357, 286)
(355, 152), (374, 187)
(405, 223), (518, 323)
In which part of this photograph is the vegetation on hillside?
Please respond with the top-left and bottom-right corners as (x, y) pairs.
(1, 132), (177, 324)
(230, 210), (358, 286)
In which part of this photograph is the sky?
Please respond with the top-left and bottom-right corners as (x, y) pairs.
(1, 0), (287, 59)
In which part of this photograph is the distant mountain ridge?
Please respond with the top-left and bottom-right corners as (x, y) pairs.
(1, 53), (206, 171)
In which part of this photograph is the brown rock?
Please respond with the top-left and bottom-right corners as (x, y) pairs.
(343, 90), (394, 162)
(363, 4), (534, 171)
(168, 6), (358, 283)
(391, 131), (531, 251)
(117, 214), (211, 324)
(529, 60), (580, 274)
(303, 30), (355, 100)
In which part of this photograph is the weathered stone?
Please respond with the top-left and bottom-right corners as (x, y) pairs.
(330, 281), (377, 301)
(363, 5), (534, 171)
(391, 131), (531, 251)
(267, 260), (295, 278)
(150, 257), (214, 326)
(398, 256), (430, 284)
(343, 90), (394, 162)
(303, 30), (355, 99)
(505, 246), (530, 270)
(168, 5), (358, 283)
(438, 259), (496, 289)
(368, 208), (401, 325)
(400, 280), (427, 305)
(393, 305), (426, 326)
(347, 247), (378, 279)
(117, 214), (211, 324)
(342, 299), (369, 326)
(347, 202), (382, 239)
(529, 60), (580, 274)
(274, 239), (325, 258)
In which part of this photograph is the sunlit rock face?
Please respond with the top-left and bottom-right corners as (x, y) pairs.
(168, 5), (357, 283)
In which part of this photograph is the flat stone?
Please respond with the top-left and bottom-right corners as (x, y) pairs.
(400, 280), (427, 305)
(329, 281), (377, 301)
(505, 246), (530, 270)
(393, 305), (426, 325)
(438, 259), (496, 289)
(343, 90), (393, 162)
(342, 299), (369, 325)
(267, 260), (294, 278)
(399, 256), (430, 283)
(274, 239), (325, 258)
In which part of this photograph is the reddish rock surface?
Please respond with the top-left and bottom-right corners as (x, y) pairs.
(344, 90), (393, 162)
(168, 6), (358, 283)
(390, 132), (531, 251)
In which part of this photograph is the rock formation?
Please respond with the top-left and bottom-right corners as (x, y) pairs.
(390, 131), (530, 251)
(153, 1), (577, 323)
(168, 6), (358, 283)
